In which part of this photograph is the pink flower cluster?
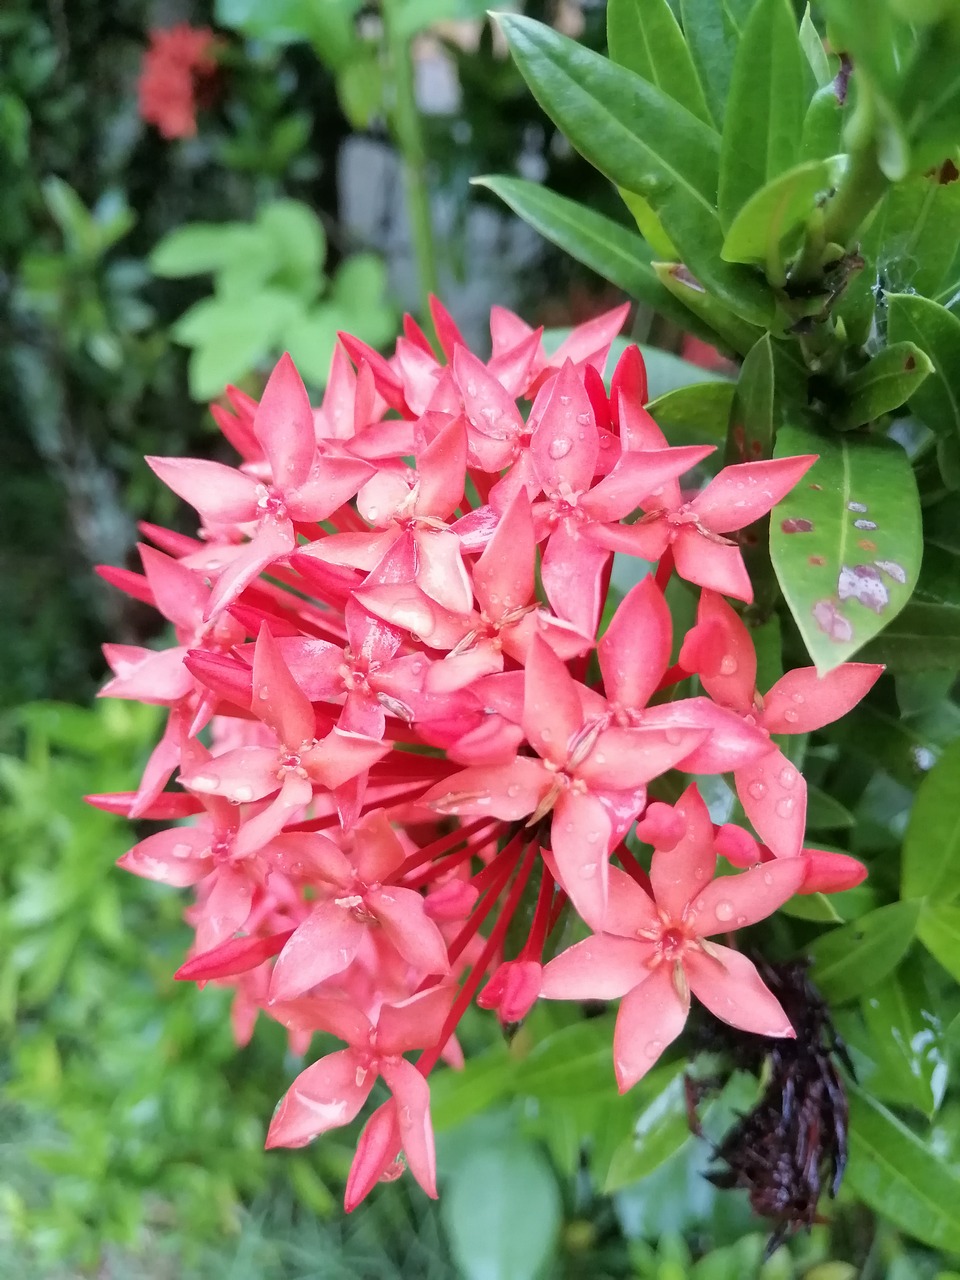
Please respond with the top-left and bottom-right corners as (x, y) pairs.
(138, 24), (218, 140)
(93, 300), (880, 1209)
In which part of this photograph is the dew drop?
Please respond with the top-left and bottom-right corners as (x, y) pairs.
(762, 871), (774, 886)
(258, 685), (270, 700)
(594, 753), (606, 765)
(576, 412), (591, 425)
(232, 785), (255, 804)
(719, 655), (738, 676)
(579, 862), (598, 879)
(540, 728), (552, 741)
(714, 900), (735, 922)
(665, 728), (682, 745)
(645, 1039), (663, 1057)
(790, 692), (805, 704)
(172, 843), (193, 859)
(559, 393), (572, 406)
(775, 797), (794, 818)
(506, 784), (520, 798)
(190, 773), (219, 791)
(586, 830), (601, 844)
(783, 709), (799, 723)
(548, 437), (573, 460)
(466, 381), (478, 397)
(779, 766), (796, 788)
(747, 781), (766, 800)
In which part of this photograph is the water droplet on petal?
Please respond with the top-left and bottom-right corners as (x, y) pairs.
(172, 843), (193, 858)
(791, 692), (805, 704)
(540, 728), (552, 741)
(586, 830), (601, 844)
(736, 915), (747, 926)
(232, 785), (255, 804)
(645, 1039), (663, 1057)
(665, 728), (682, 745)
(719, 655), (738, 676)
(784, 709), (799, 723)
(714, 900), (735, 922)
(576, 412), (591, 425)
(559, 394), (571, 406)
(506, 784), (520, 798)
(258, 686), (270, 700)
(579, 862), (598, 879)
(779, 766), (796, 788)
(466, 381), (478, 397)
(190, 773), (220, 791)
(776, 797), (794, 818)
(748, 781), (766, 800)
(762, 871), (774, 886)
(548, 437), (573, 460)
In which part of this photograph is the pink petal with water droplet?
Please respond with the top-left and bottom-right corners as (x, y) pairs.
(598, 576), (671, 711)
(377, 984), (456, 1055)
(614, 965), (689, 1091)
(522, 635), (585, 763)
(691, 456), (818, 534)
(649, 783), (716, 916)
(761, 663), (883, 734)
(254, 352), (316, 491)
(530, 359), (598, 495)
(367, 886), (450, 976)
(252, 623), (316, 747)
(681, 591), (757, 712)
(735, 746), (807, 859)
(266, 1049), (373, 1149)
(686, 945), (795, 1038)
(541, 933), (649, 1000)
(687, 857), (806, 936)
(380, 1057), (438, 1198)
(270, 902), (365, 1001)
(672, 526), (753, 602)
(540, 521), (611, 640)
(344, 1101), (402, 1212)
(118, 824), (212, 887)
(145, 456), (259, 524)
(550, 791), (612, 927)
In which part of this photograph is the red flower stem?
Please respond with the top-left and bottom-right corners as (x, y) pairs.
(654, 547), (674, 593)
(519, 866), (556, 961)
(418, 840), (537, 1075)
(444, 833), (525, 966)
(653, 662), (689, 695)
(615, 842), (654, 896)
(393, 818), (499, 881)
(547, 887), (568, 933)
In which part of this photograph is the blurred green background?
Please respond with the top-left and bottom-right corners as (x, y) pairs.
(4, 2), (960, 1277)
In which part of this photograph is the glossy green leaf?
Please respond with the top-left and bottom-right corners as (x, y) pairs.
(603, 1070), (690, 1192)
(648, 381), (735, 446)
(718, 0), (808, 228)
(607, 0), (711, 124)
(857, 602), (960, 672)
(903, 740), (960, 904)
(838, 342), (934, 429)
(725, 333), (775, 463)
(513, 1015), (618, 1099)
(475, 176), (714, 339)
(860, 972), (945, 1116)
(679, 0), (745, 127)
(770, 421), (922, 673)
(618, 187), (678, 258)
(810, 901), (920, 1003)
(799, 85), (844, 162)
(846, 1083), (960, 1252)
(875, 171), (960, 299)
(652, 262), (765, 353)
(721, 157), (847, 265)
(806, 786), (856, 828)
(918, 902), (960, 983)
(441, 1139), (562, 1280)
(150, 223), (265, 278)
(887, 294), (960, 460)
(498, 14), (774, 325)
(799, 5), (832, 87)
(780, 886), (877, 922)
(431, 1045), (514, 1131)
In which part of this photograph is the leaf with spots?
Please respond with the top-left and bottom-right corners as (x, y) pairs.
(770, 421), (922, 674)
(886, 294), (960, 483)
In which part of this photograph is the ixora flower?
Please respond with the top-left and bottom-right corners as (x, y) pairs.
(138, 24), (219, 140)
(93, 301), (879, 1211)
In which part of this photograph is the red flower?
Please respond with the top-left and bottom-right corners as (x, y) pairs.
(138, 24), (218, 140)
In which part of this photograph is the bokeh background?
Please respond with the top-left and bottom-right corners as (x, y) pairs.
(1, 3), (949, 1278)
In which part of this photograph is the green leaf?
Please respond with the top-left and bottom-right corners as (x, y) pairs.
(607, 0), (711, 124)
(497, 14), (774, 326)
(718, 0), (808, 228)
(887, 294), (960, 462)
(838, 342), (934, 429)
(441, 1139), (562, 1280)
(770, 422), (923, 673)
(515, 1015), (617, 1097)
(810, 901), (920, 1003)
(799, 5), (833, 88)
(603, 1068), (691, 1192)
(857, 602), (960, 672)
(150, 223), (256, 278)
(860, 971), (944, 1117)
(257, 199), (326, 285)
(902, 740), (960, 903)
(474, 176), (714, 338)
(780, 886), (877, 922)
(918, 902), (960, 983)
(721, 157), (847, 265)
(799, 85), (844, 162)
(679, 0), (746, 128)
(618, 187), (678, 258)
(846, 1083), (960, 1252)
(652, 262), (765, 354)
(647, 381), (736, 446)
(806, 786), (856, 828)
(336, 54), (383, 129)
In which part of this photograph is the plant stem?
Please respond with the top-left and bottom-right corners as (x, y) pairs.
(822, 144), (889, 247)
(381, 2), (439, 321)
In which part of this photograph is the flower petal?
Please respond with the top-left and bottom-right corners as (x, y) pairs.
(686, 944), (795, 1037)
(761, 663), (883, 734)
(531, 359), (598, 495)
(649, 783), (716, 917)
(379, 1057), (438, 1199)
(473, 489), (535, 617)
(425, 757), (549, 820)
(551, 792), (613, 926)
(541, 934), (649, 1001)
(613, 965), (690, 1091)
(145, 455), (258, 524)
(118, 825), (212, 887)
(597, 575), (671, 711)
(269, 902), (365, 1001)
(522, 635), (585, 763)
(735, 747), (807, 859)
(540, 521), (611, 639)
(672, 526), (753, 601)
(344, 1101), (402, 1213)
(377, 984), (456, 1056)
(639, 698), (770, 774)
(691, 456), (818, 534)
(266, 1049), (373, 1149)
(254, 352), (316, 492)
(577, 726), (708, 790)
(686, 857), (806, 936)
(367, 886), (450, 976)
(679, 590), (757, 713)
(252, 623), (316, 747)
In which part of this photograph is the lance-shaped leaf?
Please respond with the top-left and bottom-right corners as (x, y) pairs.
(652, 262), (764, 354)
(607, 0), (712, 125)
(497, 13), (774, 326)
(647, 382), (735, 447)
(847, 1083), (960, 1253)
(799, 4), (832, 88)
(718, 0), (810, 228)
(917, 903), (960, 985)
(770, 421), (922, 673)
(887, 294), (960, 467)
(838, 342), (934, 429)
(810, 901), (920, 1004)
(901, 737), (960, 906)
(473, 176), (717, 343)
(722, 157), (848, 266)
(859, 972), (944, 1118)
(680, 0), (751, 128)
